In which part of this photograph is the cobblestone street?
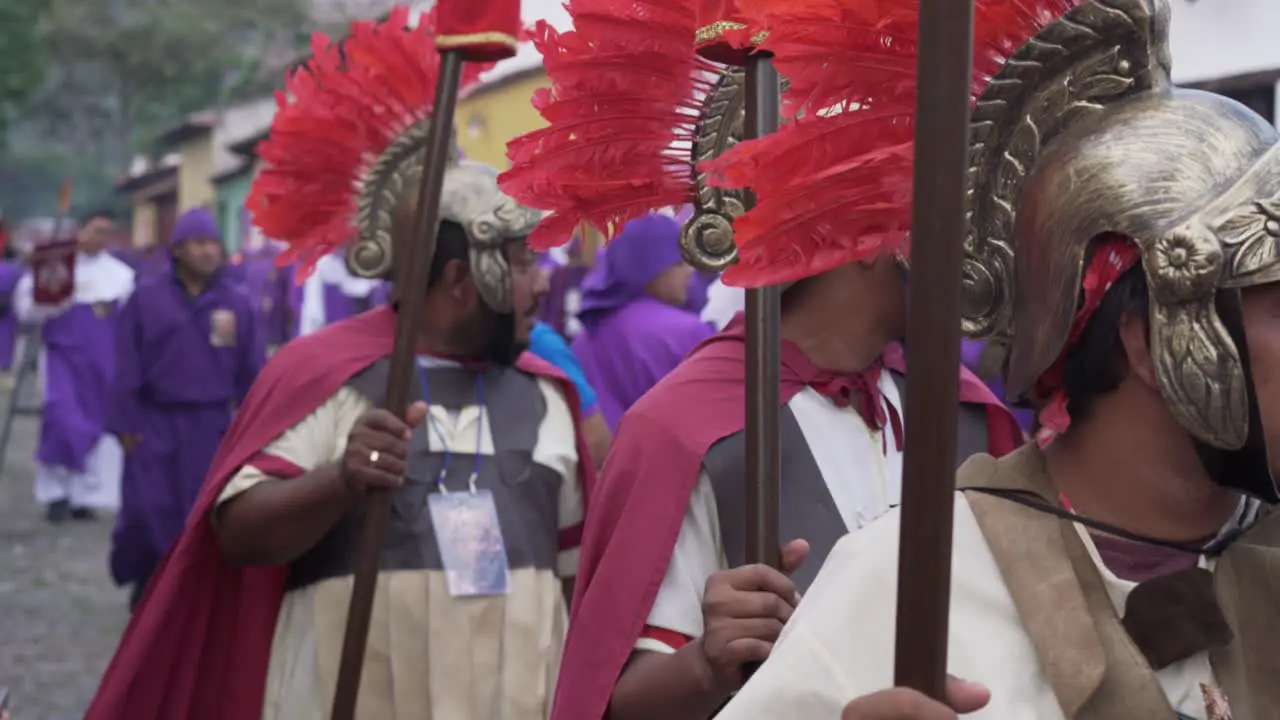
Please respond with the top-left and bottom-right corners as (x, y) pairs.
(0, 380), (127, 720)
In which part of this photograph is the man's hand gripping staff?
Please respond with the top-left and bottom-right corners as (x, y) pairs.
(697, 539), (809, 691)
(340, 402), (429, 494)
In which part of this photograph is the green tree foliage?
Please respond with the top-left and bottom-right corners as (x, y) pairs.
(0, 0), (49, 135)
(0, 147), (124, 218)
(31, 0), (311, 164)
(0, 0), (314, 217)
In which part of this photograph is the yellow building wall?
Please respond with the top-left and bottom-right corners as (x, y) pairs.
(131, 200), (157, 248)
(177, 134), (216, 211)
(453, 70), (607, 258)
(455, 71), (548, 168)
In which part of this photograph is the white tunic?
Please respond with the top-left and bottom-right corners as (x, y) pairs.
(217, 360), (583, 720)
(638, 378), (905, 653)
(716, 495), (1220, 719)
(698, 279), (745, 331)
(296, 253), (383, 336)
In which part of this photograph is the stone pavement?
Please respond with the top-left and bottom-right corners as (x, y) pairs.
(0, 404), (128, 719)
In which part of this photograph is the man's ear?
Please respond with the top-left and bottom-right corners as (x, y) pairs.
(1117, 309), (1158, 389)
(441, 258), (474, 303)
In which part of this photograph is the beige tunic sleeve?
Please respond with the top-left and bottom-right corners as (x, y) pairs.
(532, 378), (583, 579)
(217, 387), (371, 506)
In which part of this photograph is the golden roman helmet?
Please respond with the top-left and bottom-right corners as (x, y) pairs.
(962, 0), (1280, 461)
(248, 7), (540, 316)
(350, 148), (540, 315)
(437, 162), (543, 314)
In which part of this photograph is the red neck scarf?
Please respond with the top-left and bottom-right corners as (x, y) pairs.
(781, 340), (904, 451)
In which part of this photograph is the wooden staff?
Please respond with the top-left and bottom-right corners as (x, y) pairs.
(741, 56), (782, 571)
(692, 6), (783, 576)
(892, 0), (976, 701)
(329, 46), (466, 720)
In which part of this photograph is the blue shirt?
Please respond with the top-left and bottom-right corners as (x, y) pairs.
(529, 321), (598, 415)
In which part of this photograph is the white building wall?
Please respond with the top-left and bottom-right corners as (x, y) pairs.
(407, 0), (570, 89)
(1169, 0), (1280, 84)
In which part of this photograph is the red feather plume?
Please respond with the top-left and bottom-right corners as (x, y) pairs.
(704, 0), (1083, 288)
(247, 5), (493, 274)
(498, 0), (722, 250)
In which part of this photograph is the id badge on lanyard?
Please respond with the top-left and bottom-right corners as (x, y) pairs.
(429, 489), (510, 597)
(418, 363), (511, 598)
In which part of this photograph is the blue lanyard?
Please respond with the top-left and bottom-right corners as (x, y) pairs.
(415, 362), (486, 495)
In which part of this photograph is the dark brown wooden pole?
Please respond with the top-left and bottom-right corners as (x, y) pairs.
(742, 53), (781, 571)
(329, 49), (466, 720)
(892, 0), (975, 702)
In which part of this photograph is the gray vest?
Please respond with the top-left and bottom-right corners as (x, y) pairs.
(286, 359), (566, 589)
(702, 372), (992, 592)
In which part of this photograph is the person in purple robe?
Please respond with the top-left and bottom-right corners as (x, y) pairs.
(265, 246), (297, 346)
(277, 261), (301, 344)
(14, 210), (133, 523)
(662, 206), (717, 318)
(368, 278), (392, 307)
(109, 244), (142, 271)
(295, 250), (388, 336)
(234, 242), (293, 349)
(537, 240), (590, 339)
(530, 319), (612, 467)
(108, 207), (265, 606)
(285, 261), (305, 336)
(222, 252), (248, 284)
(0, 250), (25, 372)
(684, 269), (716, 316)
(571, 213), (714, 431)
(111, 241), (170, 277)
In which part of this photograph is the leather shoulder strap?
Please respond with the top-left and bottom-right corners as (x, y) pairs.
(959, 448), (1171, 718)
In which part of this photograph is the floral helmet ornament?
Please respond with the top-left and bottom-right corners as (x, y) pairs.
(248, 5), (540, 315)
(702, 0), (1280, 501)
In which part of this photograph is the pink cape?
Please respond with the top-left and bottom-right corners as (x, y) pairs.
(551, 317), (1023, 720)
(86, 306), (596, 720)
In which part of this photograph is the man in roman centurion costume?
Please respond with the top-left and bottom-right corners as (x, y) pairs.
(498, 3), (1024, 719)
(85, 8), (595, 720)
(704, 0), (1280, 718)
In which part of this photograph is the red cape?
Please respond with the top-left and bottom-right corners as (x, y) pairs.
(551, 317), (1023, 720)
(86, 307), (596, 720)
